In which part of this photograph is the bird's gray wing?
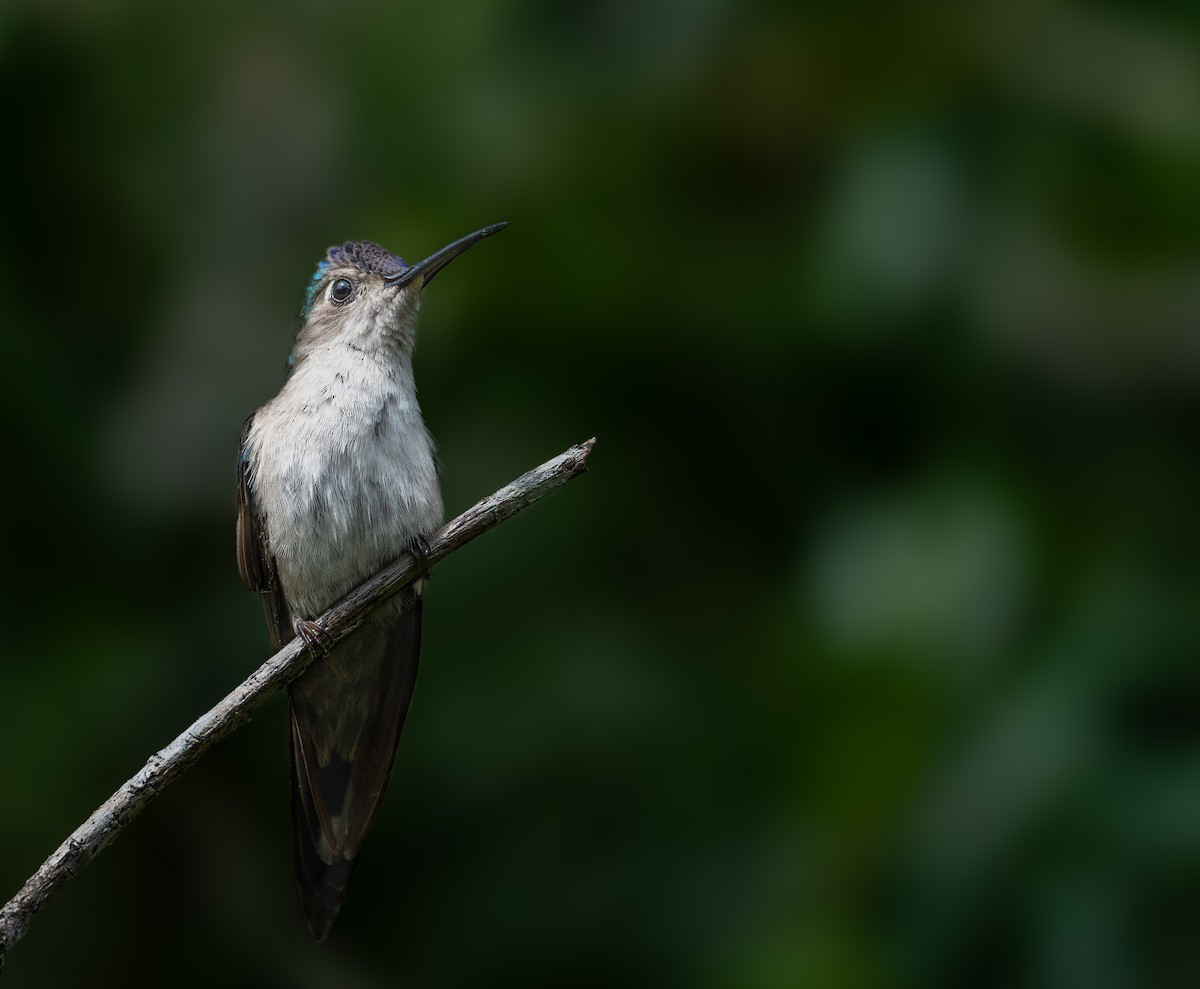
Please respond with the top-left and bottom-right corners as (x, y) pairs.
(236, 413), (292, 652)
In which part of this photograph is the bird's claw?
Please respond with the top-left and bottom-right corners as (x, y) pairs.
(407, 535), (433, 577)
(294, 618), (334, 654)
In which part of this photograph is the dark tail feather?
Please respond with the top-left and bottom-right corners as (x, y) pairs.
(287, 592), (423, 939)
(290, 734), (360, 941)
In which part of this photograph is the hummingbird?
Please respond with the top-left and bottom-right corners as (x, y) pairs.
(236, 222), (506, 939)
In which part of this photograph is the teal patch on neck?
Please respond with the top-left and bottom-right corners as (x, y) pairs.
(300, 260), (331, 319)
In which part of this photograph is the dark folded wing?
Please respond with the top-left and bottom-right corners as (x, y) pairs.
(236, 413), (291, 651)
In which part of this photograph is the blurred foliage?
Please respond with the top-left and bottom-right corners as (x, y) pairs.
(2, 0), (1200, 986)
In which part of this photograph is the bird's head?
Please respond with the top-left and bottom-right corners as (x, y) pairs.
(293, 222), (506, 359)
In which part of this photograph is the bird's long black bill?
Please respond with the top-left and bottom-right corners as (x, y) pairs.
(385, 221), (507, 289)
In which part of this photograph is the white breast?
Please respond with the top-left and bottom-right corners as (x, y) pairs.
(246, 344), (443, 618)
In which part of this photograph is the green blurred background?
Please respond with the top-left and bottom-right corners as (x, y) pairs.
(2, 0), (1199, 986)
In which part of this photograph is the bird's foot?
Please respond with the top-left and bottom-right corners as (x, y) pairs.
(407, 535), (433, 578)
(294, 617), (334, 654)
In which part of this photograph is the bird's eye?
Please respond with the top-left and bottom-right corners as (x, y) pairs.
(328, 278), (355, 304)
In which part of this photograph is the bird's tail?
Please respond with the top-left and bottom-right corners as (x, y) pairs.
(286, 593), (423, 940)
(289, 746), (360, 941)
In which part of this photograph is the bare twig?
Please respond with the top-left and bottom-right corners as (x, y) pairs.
(0, 438), (595, 969)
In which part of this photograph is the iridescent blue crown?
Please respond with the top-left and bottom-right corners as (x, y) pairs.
(302, 241), (407, 317)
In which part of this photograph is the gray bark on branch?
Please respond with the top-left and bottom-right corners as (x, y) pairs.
(0, 438), (595, 970)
